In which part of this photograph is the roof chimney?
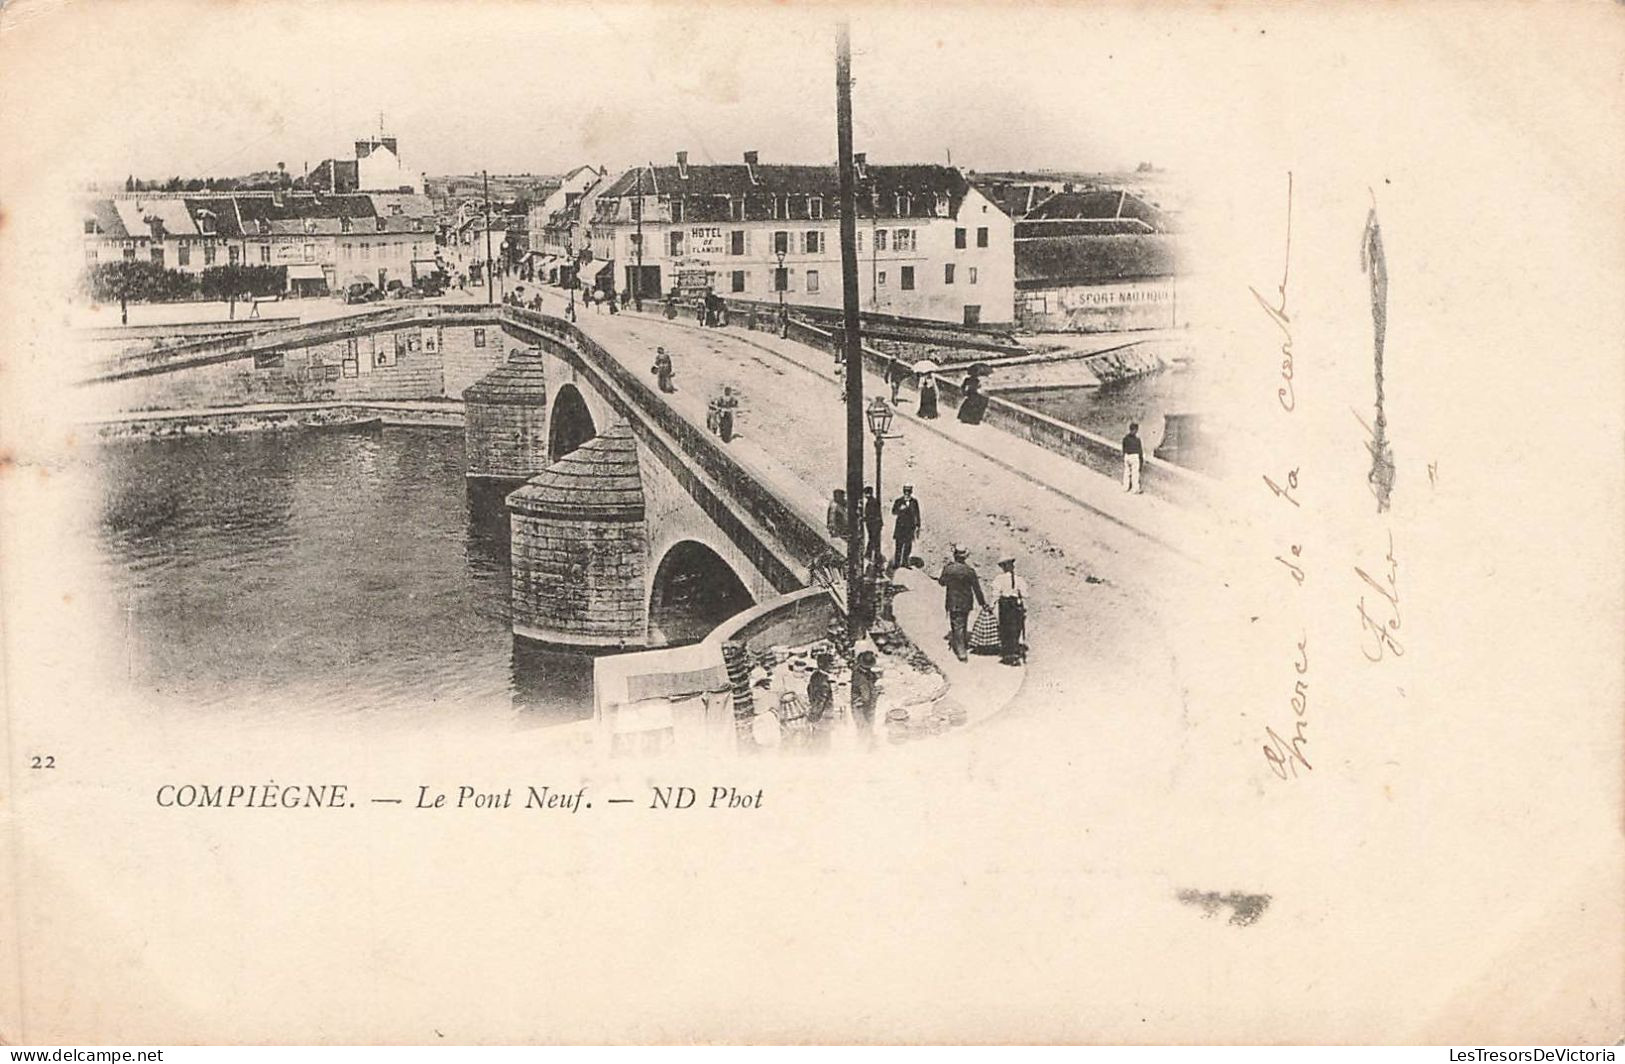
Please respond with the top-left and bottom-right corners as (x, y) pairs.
(853, 152), (868, 181)
(676, 151), (689, 180)
(744, 150), (759, 185)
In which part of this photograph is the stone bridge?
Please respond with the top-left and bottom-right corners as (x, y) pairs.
(77, 302), (835, 651)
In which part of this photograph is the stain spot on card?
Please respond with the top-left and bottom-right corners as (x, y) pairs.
(1177, 889), (1271, 926)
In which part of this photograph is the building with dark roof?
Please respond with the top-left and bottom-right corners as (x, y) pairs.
(80, 191), (437, 294)
(576, 151), (1015, 326)
(1014, 233), (1181, 333)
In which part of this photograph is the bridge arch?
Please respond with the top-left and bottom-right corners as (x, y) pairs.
(647, 539), (756, 646)
(548, 382), (596, 462)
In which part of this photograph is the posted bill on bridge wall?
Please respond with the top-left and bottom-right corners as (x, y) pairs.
(0, 0), (1620, 1046)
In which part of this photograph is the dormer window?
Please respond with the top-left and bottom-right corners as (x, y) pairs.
(340, 216), (353, 233)
(257, 219), (271, 235)
(197, 210), (216, 236)
(375, 217), (387, 232)
(728, 197), (744, 221)
(810, 197), (825, 220)
(390, 203), (404, 216)
(671, 199), (685, 223)
(934, 193), (951, 217)
(83, 218), (97, 235)
(305, 219), (318, 234)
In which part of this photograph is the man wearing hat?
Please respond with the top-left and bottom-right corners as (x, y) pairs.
(936, 546), (986, 662)
(851, 650), (879, 731)
(890, 484), (922, 571)
(994, 555), (1029, 666)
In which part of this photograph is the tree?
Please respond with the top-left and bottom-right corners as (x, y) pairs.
(124, 174), (135, 192)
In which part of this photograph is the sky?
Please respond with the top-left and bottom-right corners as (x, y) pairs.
(0, 0), (1244, 184)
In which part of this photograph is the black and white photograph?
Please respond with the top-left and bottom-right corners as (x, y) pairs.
(0, 0), (1619, 1048)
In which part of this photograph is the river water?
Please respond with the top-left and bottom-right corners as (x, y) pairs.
(90, 426), (594, 723)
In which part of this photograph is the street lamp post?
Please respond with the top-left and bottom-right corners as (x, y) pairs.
(633, 165), (644, 313)
(866, 396), (896, 621)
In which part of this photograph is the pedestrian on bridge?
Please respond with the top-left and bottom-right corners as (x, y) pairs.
(1122, 421), (1144, 494)
(652, 347), (675, 393)
(994, 556), (1029, 666)
(936, 546), (986, 663)
(890, 484), (922, 571)
(917, 372), (940, 419)
(827, 488), (849, 541)
(862, 486), (884, 564)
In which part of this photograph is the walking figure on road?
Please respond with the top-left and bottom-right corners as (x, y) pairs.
(887, 360), (906, 404)
(862, 486), (884, 564)
(917, 372), (939, 419)
(890, 484), (921, 571)
(936, 546), (986, 663)
(1122, 421), (1144, 494)
(827, 488), (849, 541)
(652, 347), (675, 393)
(994, 555), (1028, 666)
(957, 372), (988, 425)
(713, 386), (739, 442)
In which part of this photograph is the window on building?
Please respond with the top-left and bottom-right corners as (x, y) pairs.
(968, 266), (978, 284)
(198, 213), (216, 236)
(856, 230), (864, 253)
(375, 217), (387, 231)
(730, 230), (745, 255)
(305, 219), (318, 234)
(474, 328), (486, 348)
(773, 230), (789, 255)
(806, 269), (820, 293)
(955, 227), (967, 249)
(342, 242), (353, 258)
(731, 270), (746, 293)
(178, 244), (191, 266)
(875, 229), (888, 251)
(361, 244), (372, 260)
(895, 229), (916, 252)
(124, 247), (136, 261)
(257, 220), (270, 235)
(803, 231), (823, 254)
(390, 203), (404, 216)
(85, 247), (97, 264)
(668, 230), (684, 257)
(944, 263), (955, 284)
(728, 198), (744, 221)
(671, 199), (685, 223)
(303, 243), (315, 262)
(977, 226), (989, 248)
(779, 195), (792, 219)
(877, 270), (887, 286)
(149, 247), (164, 266)
(341, 216), (353, 233)
(83, 219), (97, 235)
(229, 246), (241, 266)
(900, 266), (914, 290)
(963, 305), (981, 325)
(774, 267), (789, 292)
(204, 245), (217, 266)
(809, 197), (824, 220)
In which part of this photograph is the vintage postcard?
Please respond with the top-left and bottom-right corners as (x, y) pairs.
(0, 0), (1620, 1046)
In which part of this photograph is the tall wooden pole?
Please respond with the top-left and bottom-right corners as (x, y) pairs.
(482, 169), (494, 305)
(836, 21), (866, 653)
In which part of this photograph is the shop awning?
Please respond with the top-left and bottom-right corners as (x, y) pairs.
(287, 263), (326, 281)
(578, 258), (613, 280)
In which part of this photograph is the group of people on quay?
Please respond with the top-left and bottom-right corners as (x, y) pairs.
(826, 481), (1029, 668)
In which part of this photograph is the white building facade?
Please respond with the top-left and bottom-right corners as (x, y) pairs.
(582, 153), (1015, 325)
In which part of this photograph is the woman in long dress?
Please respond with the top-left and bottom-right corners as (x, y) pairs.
(957, 372), (988, 425)
(917, 372), (939, 419)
